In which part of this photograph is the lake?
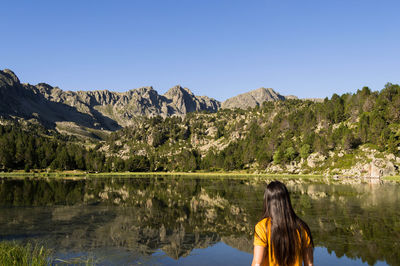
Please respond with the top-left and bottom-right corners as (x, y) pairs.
(0, 176), (399, 265)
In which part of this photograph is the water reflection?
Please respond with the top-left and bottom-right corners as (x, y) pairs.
(0, 176), (399, 265)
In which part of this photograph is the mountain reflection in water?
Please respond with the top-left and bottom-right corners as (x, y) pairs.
(0, 176), (399, 265)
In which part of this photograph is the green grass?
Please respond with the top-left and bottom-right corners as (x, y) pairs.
(382, 175), (400, 182)
(331, 153), (357, 169)
(0, 170), (325, 183)
(0, 241), (51, 266)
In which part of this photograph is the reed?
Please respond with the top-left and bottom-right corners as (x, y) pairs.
(0, 241), (51, 266)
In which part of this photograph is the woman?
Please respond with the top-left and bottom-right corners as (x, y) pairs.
(251, 181), (314, 266)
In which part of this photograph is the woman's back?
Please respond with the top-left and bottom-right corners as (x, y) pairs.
(254, 217), (312, 266)
(251, 181), (313, 266)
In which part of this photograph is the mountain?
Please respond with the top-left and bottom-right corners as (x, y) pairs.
(221, 87), (294, 109)
(0, 69), (295, 134)
(1, 70), (399, 177)
(0, 69), (220, 130)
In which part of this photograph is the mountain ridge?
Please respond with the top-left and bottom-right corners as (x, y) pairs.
(0, 69), (293, 132)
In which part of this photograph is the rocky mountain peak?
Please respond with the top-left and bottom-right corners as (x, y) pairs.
(36, 83), (56, 93)
(0, 69), (20, 87)
(252, 87), (284, 101)
(132, 86), (155, 96)
(164, 85), (195, 99)
(3, 69), (20, 84)
(221, 87), (286, 109)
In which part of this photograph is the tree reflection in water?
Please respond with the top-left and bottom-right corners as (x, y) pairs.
(0, 177), (399, 265)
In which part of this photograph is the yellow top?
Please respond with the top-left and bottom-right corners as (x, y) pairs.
(254, 218), (311, 266)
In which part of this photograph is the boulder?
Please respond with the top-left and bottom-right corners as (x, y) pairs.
(307, 152), (326, 168)
(368, 159), (397, 177)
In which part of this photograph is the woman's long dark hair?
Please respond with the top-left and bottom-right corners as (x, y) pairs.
(262, 181), (313, 265)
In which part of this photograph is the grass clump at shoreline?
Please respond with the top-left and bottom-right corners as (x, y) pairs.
(0, 241), (51, 266)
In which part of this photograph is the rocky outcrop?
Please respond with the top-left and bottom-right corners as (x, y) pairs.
(164, 85), (220, 115)
(367, 159), (396, 177)
(0, 69), (20, 86)
(221, 87), (289, 109)
(307, 152), (327, 168)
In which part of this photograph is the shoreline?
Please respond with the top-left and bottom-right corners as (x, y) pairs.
(0, 170), (399, 182)
(0, 170), (322, 179)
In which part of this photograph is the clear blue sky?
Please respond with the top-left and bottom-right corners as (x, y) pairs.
(2, 0), (399, 101)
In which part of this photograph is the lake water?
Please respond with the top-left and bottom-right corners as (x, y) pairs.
(0, 176), (399, 265)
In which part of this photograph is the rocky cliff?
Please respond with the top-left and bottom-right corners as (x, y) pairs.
(0, 69), (220, 130)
